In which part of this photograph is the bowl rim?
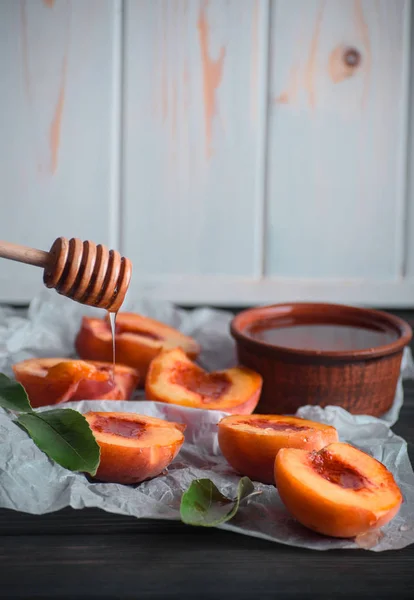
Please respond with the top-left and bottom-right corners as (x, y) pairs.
(230, 302), (413, 362)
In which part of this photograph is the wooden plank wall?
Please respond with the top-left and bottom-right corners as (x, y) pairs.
(122, 0), (268, 279)
(266, 0), (409, 279)
(0, 0), (413, 307)
(0, 0), (121, 302)
(406, 0), (414, 281)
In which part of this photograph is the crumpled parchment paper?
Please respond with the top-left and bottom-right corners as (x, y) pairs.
(0, 290), (413, 551)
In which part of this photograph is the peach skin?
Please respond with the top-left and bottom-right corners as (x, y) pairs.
(85, 411), (186, 484)
(145, 348), (262, 413)
(75, 313), (200, 384)
(13, 358), (139, 408)
(274, 442), (403, 538)
(218, 414), (338, 484)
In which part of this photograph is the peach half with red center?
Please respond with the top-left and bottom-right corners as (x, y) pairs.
(218, 414), (338, 484)
(12, 358), (139, 408)
(274, 442), (403, 538)
(84, 411), (186, 484)
(75, 313), (200, 384)
(145, 348), (262, 413)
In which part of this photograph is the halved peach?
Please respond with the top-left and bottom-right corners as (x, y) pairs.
(274, 442), (403, 538)
(84, 411), (186, 484)
(75, 313), (200, 384)
(145, 347), (262, 413)
(218, 415), (338, 484)
(13, 358), (139, 408)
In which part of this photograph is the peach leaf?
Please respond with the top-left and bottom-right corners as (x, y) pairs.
(0, 373), (33, 413)
(18, 409), (100, 476)
(180, 476), (259, 527)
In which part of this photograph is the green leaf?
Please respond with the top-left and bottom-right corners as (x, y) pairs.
(180, 476), (259, 527)
(17, 409), (100, 476)
(0, 373), (33, 413)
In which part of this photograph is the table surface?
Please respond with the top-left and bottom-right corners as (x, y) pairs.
(1, 310), (414, 600)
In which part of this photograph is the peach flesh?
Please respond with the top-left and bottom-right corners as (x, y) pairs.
(238, 419), (309, 432)
(218, 414), (339, 485)
(47, 360), (106, 381)
(12, 358), (139, 406)
(115, 323), (162, 341)
(275, 443), (403, 538)
(85, 412), (186, 484)
(75, 315), (200, 387)
(46, 362), (118, 398)
(145, 348), (262, 413)
(170, 363), (231, 401)
(311, 452), (368, 490)
(92, 415), (146, 438)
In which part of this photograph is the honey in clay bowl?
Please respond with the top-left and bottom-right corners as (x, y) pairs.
(230, 302), (412, 416)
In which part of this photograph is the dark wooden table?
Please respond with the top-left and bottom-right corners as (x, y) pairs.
(1, 310), (414, 600)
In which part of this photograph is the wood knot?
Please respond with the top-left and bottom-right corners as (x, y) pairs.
(343, 48), (361, 68)
(329, 45), (362, 84)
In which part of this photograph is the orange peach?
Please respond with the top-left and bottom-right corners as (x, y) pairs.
(218, 414), (338, 484)
(145, 347), (262, 413)
(274, 442), (403, 538)
(84, 411), (186, 484)
(75, 313), (200, 384)
(13, 358), (139, 408)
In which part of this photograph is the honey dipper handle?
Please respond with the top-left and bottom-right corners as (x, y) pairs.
(0, 240), (50, 269)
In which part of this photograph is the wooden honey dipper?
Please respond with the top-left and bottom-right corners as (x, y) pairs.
(0, 237), (132, 312)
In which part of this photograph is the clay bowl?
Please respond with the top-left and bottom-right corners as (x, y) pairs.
(230, 303), (412, 417)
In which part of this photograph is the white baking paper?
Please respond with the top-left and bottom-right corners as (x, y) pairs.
(0, 290), (413, 551)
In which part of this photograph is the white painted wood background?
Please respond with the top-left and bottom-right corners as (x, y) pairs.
(0, 0), (413, 307)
